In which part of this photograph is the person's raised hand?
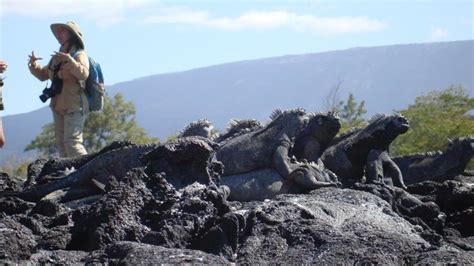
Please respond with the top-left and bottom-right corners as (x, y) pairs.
(0, 60), (7, 73)
(28, 51), (43, 67)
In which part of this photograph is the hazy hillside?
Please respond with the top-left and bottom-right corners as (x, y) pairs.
(108, 40), (473, 138)
(1, 40), (473, 164)
(2, 107), (50, 164)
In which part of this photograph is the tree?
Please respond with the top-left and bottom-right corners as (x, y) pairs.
(391, 85), (474, 159)
(0, 156), (31, 178)
(25, 93), (159, 156)
(337, 93), (367, 130)
(25, 123), (57, 155)
(324, 80), (344, 112)
(324, 82), (367, 132)
(328, 92), (367, 131)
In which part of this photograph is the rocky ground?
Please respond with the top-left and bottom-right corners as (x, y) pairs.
(0, 138), (473, 264)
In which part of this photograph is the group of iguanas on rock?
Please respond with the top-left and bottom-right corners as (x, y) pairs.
(0, 108), (473, 204)
(187, 110), (413, 200)
(181, 109), (472, 201)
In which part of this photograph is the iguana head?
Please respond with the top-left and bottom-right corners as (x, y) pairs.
(304, 111), (341, 143)
(446, 136), (474, 162)
(385, 114), (410, 135)
(269, 108), (310, 137)
(179, 119), (215, 139)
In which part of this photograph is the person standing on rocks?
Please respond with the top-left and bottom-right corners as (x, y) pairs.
(0, 60), (7, 148)
(28, 21), (90, 158)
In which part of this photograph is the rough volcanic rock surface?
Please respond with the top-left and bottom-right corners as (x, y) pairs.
(0, 137), (473, 263)
(142, 136), (223, 189)
(0, 172), (22, 191)
(352, 182), (446, 237)
(140, 182), (232, 256)
(26, 250), (89, 264)
(0, 215), (37, 261)
(69, 169), (151, 251)
(87, 241), (229, 264)
(407, 180), (474, 216)
(0, 196), (34, 215)
(407, 179), (474, 249)
(406, 249), (474, 264)
(235, 187), (437, 264)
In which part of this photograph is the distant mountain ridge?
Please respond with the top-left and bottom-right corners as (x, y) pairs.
(2, 40), (473, 164)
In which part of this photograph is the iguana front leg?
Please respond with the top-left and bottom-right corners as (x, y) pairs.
(380, 151), (407, 189)
(366, 149), (407, 189)
(273, 134), (298, 180)
(365, 149), (385, 184)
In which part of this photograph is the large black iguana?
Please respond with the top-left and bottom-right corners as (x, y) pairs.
(25, 141), (134, 188)
(0, 144), (157, 202)
(321, 114), (410, 189)
(216, 108), (310, 180)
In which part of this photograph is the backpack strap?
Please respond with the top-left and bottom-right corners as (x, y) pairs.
(70, 49), (87, 113)
(70, 49), (84, 59)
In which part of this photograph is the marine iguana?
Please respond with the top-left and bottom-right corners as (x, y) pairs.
(25, 141), (135, 188)
(216, 108), (310, 180)
(393, 136), (474, 185)
(221, 161), (340, 201)
(0, 144), (157, 202)
(291, 111), (341, 163)
(214, 119), (263, 143)
(178, 119), (216, 139)
(178, 118), (263, 143)
(321, 113), (410, 188)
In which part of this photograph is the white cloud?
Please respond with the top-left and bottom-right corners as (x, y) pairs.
(431, 27), (449, 40)
(143, 7), (209, 25)
(1, 1), (386, 34)
(144, 9), (386, 34)
(0, 0), (152, 27)
(207, 11), (291, 30)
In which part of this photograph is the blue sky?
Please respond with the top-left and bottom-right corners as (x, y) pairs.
(0, 0), (472, 115)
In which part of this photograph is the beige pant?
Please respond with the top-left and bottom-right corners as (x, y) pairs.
(53, 110), (88, 158)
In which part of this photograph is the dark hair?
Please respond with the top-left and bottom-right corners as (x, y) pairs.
(69, 32), (84, 50)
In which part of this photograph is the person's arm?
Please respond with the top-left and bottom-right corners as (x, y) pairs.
(29, 63), (50, 81)
(0, 61), (6, 147)
(0, 118), (5, 148)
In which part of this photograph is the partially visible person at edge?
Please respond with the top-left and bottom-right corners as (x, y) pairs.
(0, 60), (7, 148)
(28, 21), (89, 158)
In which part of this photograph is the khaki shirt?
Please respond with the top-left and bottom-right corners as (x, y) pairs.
(29, 47), (89, 114)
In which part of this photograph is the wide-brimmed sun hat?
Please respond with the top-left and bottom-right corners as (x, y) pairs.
(50, 21), (84, 48)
